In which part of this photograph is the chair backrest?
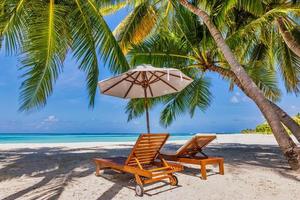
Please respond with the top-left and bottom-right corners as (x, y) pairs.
(125, 133), (169, 166)
(175, 135), (216, 156)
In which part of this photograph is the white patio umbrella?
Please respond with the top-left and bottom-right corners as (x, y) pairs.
(98, 64), (193, 133)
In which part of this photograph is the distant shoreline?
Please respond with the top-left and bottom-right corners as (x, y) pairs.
(0, 132), (239, 144)
(0, 134), (298, 149)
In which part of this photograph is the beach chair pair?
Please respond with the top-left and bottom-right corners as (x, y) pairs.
(93, 133), (224, 197)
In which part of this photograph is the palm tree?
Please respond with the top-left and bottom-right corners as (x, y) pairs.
(180, 0), (300, 170)
(0, 0), (130, 111)
(199, 0), (300, 142)
(221, 0), (300, 140)
(109, 0), (300, 142)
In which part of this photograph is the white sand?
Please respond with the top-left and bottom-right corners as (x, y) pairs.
(0, 134), (299, 200)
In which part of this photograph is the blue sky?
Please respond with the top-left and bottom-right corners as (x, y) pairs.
(0, 9), (299, 134)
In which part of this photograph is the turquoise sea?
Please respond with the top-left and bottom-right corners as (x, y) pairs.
(0, 133), (235, 144)
(0, 133), (190, 144)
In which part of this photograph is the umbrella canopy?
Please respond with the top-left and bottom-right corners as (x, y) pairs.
(98, 64), (193, 133)
(99, 64), (193, 99)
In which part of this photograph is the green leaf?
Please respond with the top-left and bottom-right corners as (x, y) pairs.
(99, 1), (127, 16)
(277, 41), (300, 93)
(71, 0), (100, 108)
(0, 0), (27, 54)
(160, 76), (212, 127)
(113, 2), (158, 54)
(86, 0), (130, 74)
(19, 1), (69, 111)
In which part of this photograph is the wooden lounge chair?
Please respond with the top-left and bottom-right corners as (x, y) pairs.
(161, 135), (224, 180)
(93, 133), (183, 197)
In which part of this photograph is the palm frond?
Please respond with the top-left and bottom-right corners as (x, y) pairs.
(86, 0), (130, 74)
(125, 98), (160, 122)
(226, 7), (296, 47)
(128, 33), (196, 67)
(0, 0), (27, 54)
(71, 0), (100, 108)
(245, 63), (281, 101)
(160, 76), (211, 127)
(19, 1), (68, 111)
(213, 0), (238, 26)
(277, 40), (300, 93)
(113, 2), (157, 54)
(99, 0), (127, 16)
(172, 1), (204, 50)
(237, 0), (264, 16)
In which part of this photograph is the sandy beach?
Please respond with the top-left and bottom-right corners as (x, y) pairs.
(0, 134), (299, 200)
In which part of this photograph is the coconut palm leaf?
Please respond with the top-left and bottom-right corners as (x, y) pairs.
(1, 0), (130, 111)
(19, 1), (69, 111)
(159, 76), (211, 127)
(227, 5), (300, 44)
(128, 33), (196, 67)
(99, 0), (128, 16)
(113, 1), (158, 54)
(245, 63), (281, 101)
(277, 40), (300, 93)
(86, 0), (130, 74)
(70, 0), (100, 108)
(0, 0), (27, 54)
(237, 0), (264, 16)
(171, 1), (204, 50)
(125, 97), (161, 122)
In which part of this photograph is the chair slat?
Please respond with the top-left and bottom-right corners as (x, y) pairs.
(125, 133), (169, 166)
(176, 135), (216, 156)
(139, 140), (165, 145)
(127, 160), (152, 166)
(136, 144), (164, 149)
(135, 152), (157, 156)
(134, 149), (158, 154)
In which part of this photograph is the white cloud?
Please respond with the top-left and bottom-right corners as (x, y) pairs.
(44, 115), (59, 123)
(35, 115), (59, 129)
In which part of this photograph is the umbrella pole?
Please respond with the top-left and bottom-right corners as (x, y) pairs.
(142, 71), (150, 134)
(144, 97), (150, 134)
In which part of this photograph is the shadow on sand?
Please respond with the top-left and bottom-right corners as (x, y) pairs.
(0, 143), (298, 200)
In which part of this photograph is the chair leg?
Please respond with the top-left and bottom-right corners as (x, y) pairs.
(200, 162), (207, 180)
(219, 160), (224, 175)
(95, 163), (101, 176)
(135, 174), (143, 186)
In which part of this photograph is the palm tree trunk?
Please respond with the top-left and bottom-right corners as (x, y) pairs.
(179, 0), (300, 170)
(277, 17), (300, 58)
(269, 102), (300, 142)
(207, 64), (300, 142)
